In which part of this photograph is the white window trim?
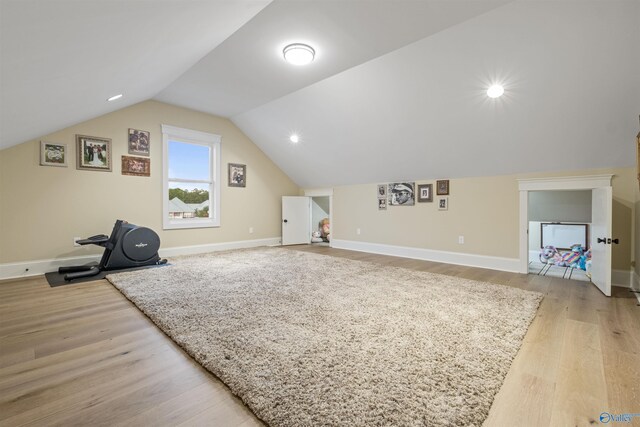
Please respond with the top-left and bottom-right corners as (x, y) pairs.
(162, 124), (221, 230)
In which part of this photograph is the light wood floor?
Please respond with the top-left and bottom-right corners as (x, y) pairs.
(1, 246), (638, 426)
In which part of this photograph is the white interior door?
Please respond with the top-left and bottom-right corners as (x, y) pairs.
(282, 196), (311, 245)
(590, 187), (612, 296)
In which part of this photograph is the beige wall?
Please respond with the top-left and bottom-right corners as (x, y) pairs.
(332, 168), (635, 271)
(635, 181), (640, 279)
(0, 101), (299, 263)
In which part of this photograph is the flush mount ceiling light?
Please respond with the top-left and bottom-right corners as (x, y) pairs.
(289, 134), (300, 143)
(107, 94), (123, 102)
(283, 43), (315, 66)
(487, 84), (504, 98)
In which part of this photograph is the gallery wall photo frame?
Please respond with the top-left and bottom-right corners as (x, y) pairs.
(40, 141), (68, 167)
(228, 163), (246, 187)
(76, 134), (112, 172)
(436, 179), (450, 195)
(378, 198), (387, 210)
(122, 155), (151, 177)
(128, 128), (150, 156)
(417, 184), (433, 202)
(438, 197), (449, 211)
(377, 184), (387, 198)
(388, 182), (415, 206)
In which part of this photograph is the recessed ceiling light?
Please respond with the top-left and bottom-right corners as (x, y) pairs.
(289, 134), (300, 143)
(283, 44), (315, 66)
(107, 94), (123, 102)
(487, 85), (504, 98)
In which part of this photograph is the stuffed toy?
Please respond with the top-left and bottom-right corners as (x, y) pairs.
(320, 218), (330, 241)
(578, 247), (591, 272)
(539, 245), (558, 264)
(556, 244), (584, 267)
(312, 230), (321, 239)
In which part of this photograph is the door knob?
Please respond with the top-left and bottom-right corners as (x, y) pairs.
(597, 237), (606, 244)
(612, 238), (619, 244)
(283, 219), (288, 223)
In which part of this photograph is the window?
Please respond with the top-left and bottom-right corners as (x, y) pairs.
(162, 125), (221, 230)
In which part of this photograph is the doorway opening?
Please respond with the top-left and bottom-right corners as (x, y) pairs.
(281, 189), (333, 247)
(527, 190), (592, 282)
(518, 175), (613, 296)
(310, 196), (331, 246)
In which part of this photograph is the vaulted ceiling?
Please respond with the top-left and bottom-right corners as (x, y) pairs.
(2, 0), (639, 188)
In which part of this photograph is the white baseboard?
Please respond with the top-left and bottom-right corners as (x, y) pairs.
(0, 237), (281, 281)
(631, 270), (640, 304)
(612, 269), (632, 288)
(331, 239), (520, 273)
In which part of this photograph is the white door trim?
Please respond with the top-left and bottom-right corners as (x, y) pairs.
(517, 174), (614, 274)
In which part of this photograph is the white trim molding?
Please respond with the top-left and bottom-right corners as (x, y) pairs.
(517, 174), (614, 276)
(633, 270), (640, 304)
(0, 237), (281, 281)
(331, 239), (520, 272)
(304, 188), (333, 197)
(517, 174), (614, 191)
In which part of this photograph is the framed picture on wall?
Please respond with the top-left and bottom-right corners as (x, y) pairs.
(417, 184), (433, 202)
(228, 163), (246, 187)
(436, 179), (449, 195)
(388, 182), (415, 206)
(122, 155), (150, 177)
(128, 128), (150, 156)
(438, 197), (448, 211)
(40, 141), (68, 167)
(76, 135), (112, 171)
(377, 184), (387, 198)
(378, 198), (387, 210)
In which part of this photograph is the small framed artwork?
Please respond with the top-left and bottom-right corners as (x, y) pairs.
(76, 135), (112, 171)
(40, 141), (68, 167)
(388, 182), (415, 206)
(122, 156), (150, 177)
(438, 197), (449, 211)
(377, 184), (387, 198)
(417, 184), (433, 202)
(436, 179), (450, 195)
(128, 128), (150, 156)
(228, 163), (246, 187)
(378, 198), (387, 210)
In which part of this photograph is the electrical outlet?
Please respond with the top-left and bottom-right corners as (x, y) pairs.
(357, 228), (361, 235)
(458, 236), (464, 244)
(73, 237), (82, 247)
(249, 227), (254, 234)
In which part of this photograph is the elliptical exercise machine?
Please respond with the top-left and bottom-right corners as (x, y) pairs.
(59, 220), (167, 281)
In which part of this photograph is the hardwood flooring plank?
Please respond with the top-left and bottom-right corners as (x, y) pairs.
(549, 319), (608, 426)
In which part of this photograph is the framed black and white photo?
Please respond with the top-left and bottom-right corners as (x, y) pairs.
(76, 134), (112, 171)
(40, 141), (67, 167)
(128, 128), (150, 156)
(377, 184), (387, 198)
(436, 179), (450, 195)
(228, 163), (246, 187)
(388, 182), (415, 206)
(417, 184), (433, 202)
(378, 198), (387, 210)
(438, 197), (448, 211)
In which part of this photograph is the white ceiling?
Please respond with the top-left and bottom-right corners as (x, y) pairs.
(2, 0), (639, 189)
(155, 0), (510, 117)
(0, 0), (270, 149)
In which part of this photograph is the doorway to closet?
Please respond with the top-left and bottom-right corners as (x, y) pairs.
(518, 175), (614, 296)
(527, 190), (592, 282)
(281, 189), (333, 246)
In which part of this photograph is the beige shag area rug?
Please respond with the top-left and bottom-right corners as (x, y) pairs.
(107, 247), (542, 427)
